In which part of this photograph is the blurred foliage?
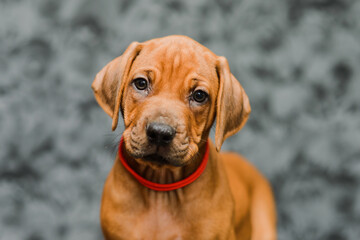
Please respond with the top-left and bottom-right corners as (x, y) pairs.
(0, 0), (359, 239)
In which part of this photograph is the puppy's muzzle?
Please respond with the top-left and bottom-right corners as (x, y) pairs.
(146, 122), (176, 146)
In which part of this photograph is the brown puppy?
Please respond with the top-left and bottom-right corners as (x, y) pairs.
(92, 35), (276, 240)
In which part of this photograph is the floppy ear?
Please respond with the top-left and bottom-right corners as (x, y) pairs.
(215, 56), (251, 151)
(91, 42), (142, 131)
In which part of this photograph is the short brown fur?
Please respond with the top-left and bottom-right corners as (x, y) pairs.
(92, 35), (276, 240)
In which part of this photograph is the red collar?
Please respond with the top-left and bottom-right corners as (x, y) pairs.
(118, 137), (209, 191)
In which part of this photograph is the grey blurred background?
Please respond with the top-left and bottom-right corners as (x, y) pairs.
(0, 0), (359, 239)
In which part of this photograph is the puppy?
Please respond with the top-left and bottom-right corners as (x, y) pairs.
(92, 35), (276, 240)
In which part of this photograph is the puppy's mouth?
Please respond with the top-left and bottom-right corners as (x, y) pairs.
(132, 152), (185, 167)
(143, 154), (170, 165)
(124, 127), (193, 167)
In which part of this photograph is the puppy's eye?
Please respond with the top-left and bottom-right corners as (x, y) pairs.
(192, 90), (208, 103)
(133, 78), (148, 90)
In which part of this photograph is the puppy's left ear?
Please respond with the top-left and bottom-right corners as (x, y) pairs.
(91, 42), (142, 131)
(215, 56), (251, 151)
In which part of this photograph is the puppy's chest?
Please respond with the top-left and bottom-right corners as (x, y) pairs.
(113, 199), (220, 240)
(128, 207), (184, 240)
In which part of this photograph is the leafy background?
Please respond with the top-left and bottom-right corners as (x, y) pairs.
(1, 0), (359, 239)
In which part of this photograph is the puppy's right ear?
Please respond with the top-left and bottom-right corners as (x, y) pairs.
(91, 42), (142, 131)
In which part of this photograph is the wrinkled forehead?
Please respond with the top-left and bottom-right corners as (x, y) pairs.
(130, 37), (219, 85)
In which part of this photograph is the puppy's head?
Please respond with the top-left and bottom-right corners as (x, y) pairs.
(92, 36), (250, 167)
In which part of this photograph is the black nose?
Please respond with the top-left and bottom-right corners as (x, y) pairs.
(146, 122), (176, 146)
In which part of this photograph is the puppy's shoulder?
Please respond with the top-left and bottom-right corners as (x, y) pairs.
(219, 151), (265, 185)
(219, 151), (253, 172)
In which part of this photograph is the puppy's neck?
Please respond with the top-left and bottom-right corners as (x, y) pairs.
(114, 140), (218, 208)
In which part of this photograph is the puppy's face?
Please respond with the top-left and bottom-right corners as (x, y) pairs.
(121, 39), (219, 166)
(92, 36), (251, 167)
